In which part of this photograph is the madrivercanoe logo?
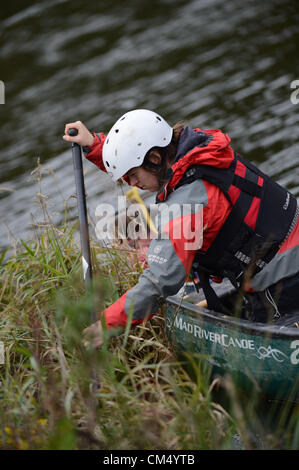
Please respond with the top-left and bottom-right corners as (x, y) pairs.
(0, 81), (4, 104)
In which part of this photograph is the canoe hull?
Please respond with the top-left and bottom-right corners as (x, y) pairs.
(166, 294), (299, 402)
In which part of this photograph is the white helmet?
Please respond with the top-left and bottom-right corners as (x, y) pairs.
(102, 109), (173, 181)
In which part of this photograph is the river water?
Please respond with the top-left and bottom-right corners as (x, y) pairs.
(1, 0), (299, 251)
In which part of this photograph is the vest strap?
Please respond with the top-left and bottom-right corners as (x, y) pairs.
(197, 270), (231, 314)
(232, 175), (263, 197)
(198, 180), (254, 272)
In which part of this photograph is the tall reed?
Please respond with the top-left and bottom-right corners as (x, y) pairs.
(0, 161), (298, 450)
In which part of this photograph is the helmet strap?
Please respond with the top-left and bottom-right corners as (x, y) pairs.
(142, 157), (163, 170)
(143, 147), (167, 171)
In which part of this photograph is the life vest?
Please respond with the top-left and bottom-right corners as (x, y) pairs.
(157, 127), (298, 312)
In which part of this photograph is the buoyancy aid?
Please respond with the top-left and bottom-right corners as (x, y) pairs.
(156, 126), (298, 312)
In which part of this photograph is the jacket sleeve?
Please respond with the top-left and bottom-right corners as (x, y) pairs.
(102, 179), (208, 329)
(83, 132), (107, 172)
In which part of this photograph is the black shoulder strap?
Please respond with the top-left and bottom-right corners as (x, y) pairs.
(196, 270), (231, 314)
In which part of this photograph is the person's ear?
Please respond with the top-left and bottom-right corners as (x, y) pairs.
(148, 150), (162, 166)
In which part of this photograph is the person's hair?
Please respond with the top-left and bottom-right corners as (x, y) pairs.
(141, 121), (185, 185)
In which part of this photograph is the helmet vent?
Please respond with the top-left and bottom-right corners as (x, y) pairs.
(137, 156), (140, 160)
(156, 116), (161, 122)
(113, 165), (116, 169)
(115, 129), (119, 133)
(137, 142), (142, 146)
(106, 161), (110, 167)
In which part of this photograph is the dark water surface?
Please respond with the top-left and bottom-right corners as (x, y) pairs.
(1, 0), (299, 250)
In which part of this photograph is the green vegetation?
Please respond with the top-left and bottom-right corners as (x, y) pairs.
(0, 165), (298, 450)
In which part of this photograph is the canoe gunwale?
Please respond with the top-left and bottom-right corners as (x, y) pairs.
(166, 295), (299, 340)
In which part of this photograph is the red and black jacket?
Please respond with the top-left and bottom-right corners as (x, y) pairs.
(84, 126), (299, 325)
(156, 126), (298, 310)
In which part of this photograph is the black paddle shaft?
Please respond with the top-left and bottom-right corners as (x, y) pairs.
(68, 128), (95, 321)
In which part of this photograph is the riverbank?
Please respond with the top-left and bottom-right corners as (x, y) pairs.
(0, 198), (298, 450)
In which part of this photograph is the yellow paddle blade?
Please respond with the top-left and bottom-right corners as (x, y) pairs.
(126, 187), (158, 234)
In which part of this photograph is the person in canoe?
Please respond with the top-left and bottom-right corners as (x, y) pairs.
(63, 109), (299, 348)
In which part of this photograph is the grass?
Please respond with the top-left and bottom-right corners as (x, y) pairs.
(0, 162), (298, 450)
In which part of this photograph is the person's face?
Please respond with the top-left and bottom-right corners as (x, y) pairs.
(127, 150), (163, 192)
(127, 166), (160, 192)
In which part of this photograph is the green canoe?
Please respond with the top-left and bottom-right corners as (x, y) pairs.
(166, 280), (299, 402)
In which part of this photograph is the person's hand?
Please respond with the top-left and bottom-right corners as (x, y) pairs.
(83, 319), (103, 349)
(63, 121), (95, 147)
